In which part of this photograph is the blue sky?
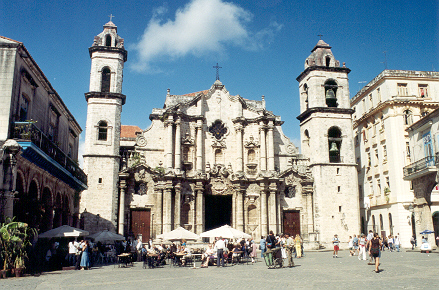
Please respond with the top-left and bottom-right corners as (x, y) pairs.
(1, 0), (438, 158)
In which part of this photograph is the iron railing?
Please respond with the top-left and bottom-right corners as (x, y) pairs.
(13, 122), (87, 184)
(403, 153), (439, 178)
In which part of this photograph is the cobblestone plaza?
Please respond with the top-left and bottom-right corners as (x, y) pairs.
(1, 250), (438, 289)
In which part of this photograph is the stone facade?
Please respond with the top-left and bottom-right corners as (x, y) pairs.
(81, 24), (360, 248)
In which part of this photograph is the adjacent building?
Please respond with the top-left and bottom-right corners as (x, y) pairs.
(0, 36), (86, 231)
(80, 22), (360, 248)
(351, 70), (439, 247)
(403, 107), (439, 245)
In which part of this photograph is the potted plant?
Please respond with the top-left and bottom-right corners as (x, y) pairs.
(0, 218), (36, 278)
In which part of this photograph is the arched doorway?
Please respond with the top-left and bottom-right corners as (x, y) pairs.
(13, 180), (41, 228)
(40, 187), (53, 232)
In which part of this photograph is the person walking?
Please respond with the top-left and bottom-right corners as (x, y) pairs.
(394, 235), (401, 252)
(332, 234), (340, 258)
(367, 233), (382, 273)
(284, 233), (295, 267)
(352, 234), (359, 256)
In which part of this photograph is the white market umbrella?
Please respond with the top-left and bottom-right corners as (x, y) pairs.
(88, 230), (125, 243)
(200, 225), (251, 240)
(156, 227), (200, 241)
(38, 225), (89, 238)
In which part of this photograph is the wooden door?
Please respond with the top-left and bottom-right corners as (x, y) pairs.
(131, 209), (150, 242)
(283, 211), (300, 237)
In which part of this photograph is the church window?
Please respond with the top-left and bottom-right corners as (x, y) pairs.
(101, 67), (111, 92)
(406, 142), (411, 158)
(339, 206), (341, 212)
(98, 121), (108, 141)
(98, 178), (102, 184)
(105, 35), (112, 46)
(328, 126), (342, 163)
(48, 105), (60, 142)
(324, 79), (338, 107)
(248, 149), (255, 163)
(215, 149), (223, 164)
(326, 56), (331, 67)
(403, 110), (413, 125)
(337, 186), (341, 193)
(418, 84), (428, 98)
(397, 83), (408, 96)
(208, 120), (228, 140)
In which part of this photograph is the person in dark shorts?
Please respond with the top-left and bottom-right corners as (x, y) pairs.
(367, 233), (382, 273)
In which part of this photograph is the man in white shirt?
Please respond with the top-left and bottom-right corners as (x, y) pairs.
(214, 237), (226, 267)
(68, 240), (78, 266)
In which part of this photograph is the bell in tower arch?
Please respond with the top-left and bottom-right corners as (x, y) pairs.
(325, 88), (337, 107)
(329, 142), (339, 154)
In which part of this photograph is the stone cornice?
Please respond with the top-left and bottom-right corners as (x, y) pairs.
(296, 66), (350, 82)
(85, 91), (126, 105)
(297, 107), (354, 122)
(89, 46), (128, 62)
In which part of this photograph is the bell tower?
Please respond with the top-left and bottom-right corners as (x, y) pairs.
(80, 20), (127, 233)
(296, 39), (360, 245)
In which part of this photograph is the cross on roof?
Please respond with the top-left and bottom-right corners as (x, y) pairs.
(318, 34), (323, 40)
(109, 14), (115, 22)
(213, 63), (222, 81)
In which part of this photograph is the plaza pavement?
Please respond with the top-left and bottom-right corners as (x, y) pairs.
(1, 250), (438, 289)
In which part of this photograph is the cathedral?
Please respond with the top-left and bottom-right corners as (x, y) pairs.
(80, 21), (360, 247)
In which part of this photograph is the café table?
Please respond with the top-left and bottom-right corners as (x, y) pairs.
(117, 253), (132, 268)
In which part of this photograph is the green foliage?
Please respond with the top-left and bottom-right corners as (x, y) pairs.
(0, 218), (37, 270)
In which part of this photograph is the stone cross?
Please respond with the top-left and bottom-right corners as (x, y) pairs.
(213, 63), (222, 81)
(109, 14), (115, 22)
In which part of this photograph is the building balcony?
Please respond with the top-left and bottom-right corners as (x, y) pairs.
(403, 153), (439, 181)
(13, 122), (87, 190)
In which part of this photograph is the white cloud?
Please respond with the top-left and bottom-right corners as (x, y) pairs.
(131, 0), (281, 72)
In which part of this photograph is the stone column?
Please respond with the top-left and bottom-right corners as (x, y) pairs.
(236, 189), (244, 231)
(155, 186), (163, 235)
(267, 120), (275, 171)
(235, 124), (243, 172)
(259, 122), (267, 171)
(118, 175), (128, 235)
(195, 183), (204, 234)
(268, 185), (277, 232)
(174, 182), (181, 229)
(232, 192), (236, 228)
(166, 115), (174, 169)
(163, 183), (172, 233)
(243, 198), (248, 233)
(196, 120), (203, 171)
(175, 118), (182, 171)
(260, 183), (268, 236)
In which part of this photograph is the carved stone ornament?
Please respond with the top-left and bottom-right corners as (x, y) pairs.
(286, 143), (298, 154)
(181, 132), (194, 145)
(211, 140), (227, 149)
(244, 135), (259, 148)
(211, 178), (226, 194)
(208, 120), (228, 141)
(285, 185), (296, 198)
(136, 135), (147, 147)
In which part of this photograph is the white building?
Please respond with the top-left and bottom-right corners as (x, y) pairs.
(351, 70), (439, 247)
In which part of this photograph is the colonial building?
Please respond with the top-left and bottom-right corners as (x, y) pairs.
(351, 70), (439, 247)
(80, 22), (360, 247)
(0, 36), (86, 231)
(404, 107), (439, 246)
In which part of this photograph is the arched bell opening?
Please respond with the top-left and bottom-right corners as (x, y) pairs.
(328, 126), (342, 163)
(324, 79), (338, 108)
